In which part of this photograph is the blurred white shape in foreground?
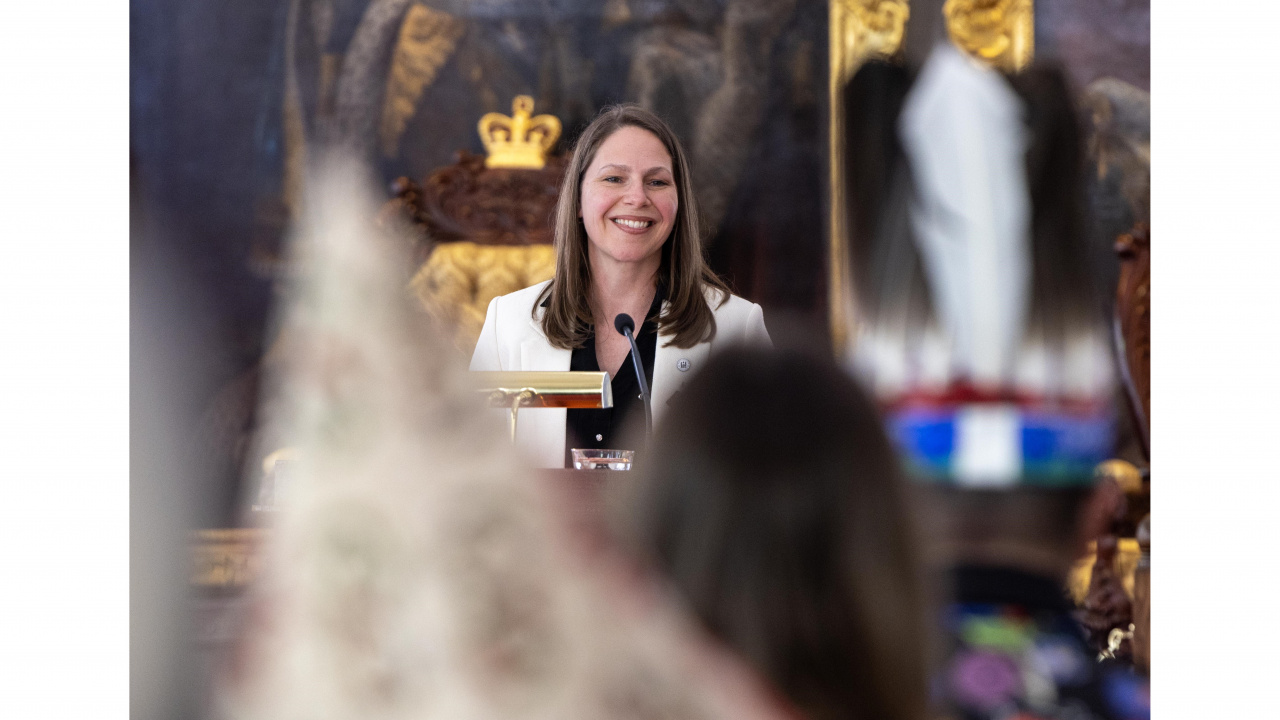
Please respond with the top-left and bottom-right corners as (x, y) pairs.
(215, 154), (795, 720)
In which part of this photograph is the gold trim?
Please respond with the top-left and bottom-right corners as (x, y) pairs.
(1094, 458), (1144, 494)
(1067, 538), (1141, 605)
(473, 371), (613, 410)
(191, 529), (269, 589)
(379, 4), (465, 158)
(942, 0), (1034, 72)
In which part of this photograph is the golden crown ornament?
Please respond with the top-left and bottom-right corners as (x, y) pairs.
(478, 96), (562, 170)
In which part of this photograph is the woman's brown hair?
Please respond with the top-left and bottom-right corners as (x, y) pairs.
(537, 104), (730, 349)
(624, 347), (929, 720)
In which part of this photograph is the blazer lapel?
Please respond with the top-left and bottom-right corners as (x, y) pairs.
(520, 306), (572, 371)
(651, 302), (712, 425)
(520, 338), (572, 372)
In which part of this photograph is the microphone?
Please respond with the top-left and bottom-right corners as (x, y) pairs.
(614, 313), (653, 436)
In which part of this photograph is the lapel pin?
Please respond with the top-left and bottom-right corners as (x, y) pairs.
(676, 358), (691, 372)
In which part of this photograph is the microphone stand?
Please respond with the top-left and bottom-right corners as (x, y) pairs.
(614, 313), (653, 437)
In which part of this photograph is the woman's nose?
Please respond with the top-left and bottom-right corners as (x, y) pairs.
(622, 181), (650, 206)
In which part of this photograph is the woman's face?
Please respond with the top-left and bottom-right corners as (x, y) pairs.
(579, 125), (678, 271)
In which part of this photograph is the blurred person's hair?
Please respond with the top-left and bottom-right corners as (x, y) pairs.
(842, 61), (931, 331)
(843, 60), (1101, 343)
(538, 103), (731, 350)
(1009, 66), (1099, 336)
(622, 347), (929, 720)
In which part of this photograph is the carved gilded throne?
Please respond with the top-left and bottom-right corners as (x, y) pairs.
(381, 96), (565, 353)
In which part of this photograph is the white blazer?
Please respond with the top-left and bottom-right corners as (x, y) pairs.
(470, 279), (771, 467)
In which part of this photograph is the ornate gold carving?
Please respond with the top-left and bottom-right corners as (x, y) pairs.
(379, 3), (465, 158)
(478, 96), (562, 170)
(1094, 459), (1144, 495)
(942, 0), (1034, 72)
(410, 242), (556, 353)
(836, 0), (910, 78)
(379, 149), (566, 351)
(192, 529), (269, 589)
(828, 0), (909, 355)
(1067, 538), (1141, 606)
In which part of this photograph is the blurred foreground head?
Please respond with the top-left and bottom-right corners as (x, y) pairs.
(626, 347), (928, 720)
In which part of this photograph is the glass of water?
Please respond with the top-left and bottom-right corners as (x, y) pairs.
(571, 448), (634, 471)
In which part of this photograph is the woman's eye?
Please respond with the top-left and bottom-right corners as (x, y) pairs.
(603, 176), (622, 183)
(648, 179), (670, 187)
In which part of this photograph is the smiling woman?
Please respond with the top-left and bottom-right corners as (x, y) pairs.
(469, 105), (772, 468)
(579, 126), (678, 272)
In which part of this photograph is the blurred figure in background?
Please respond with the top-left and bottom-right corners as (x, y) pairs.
(841, 37), (1149, 720)
(621, 347), (929, 720)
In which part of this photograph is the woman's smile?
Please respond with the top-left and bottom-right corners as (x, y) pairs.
(610, 216), (656, 232)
